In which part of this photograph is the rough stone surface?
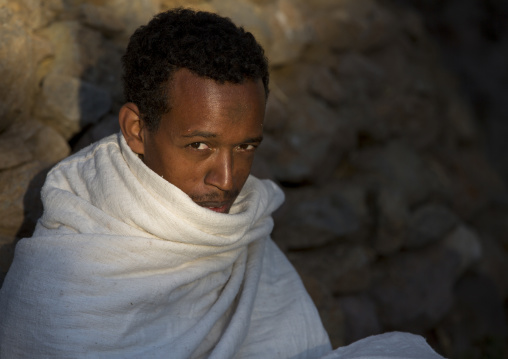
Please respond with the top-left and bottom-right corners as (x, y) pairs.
(374, 188), (409, 255)
(1, 1), (508, 357)
(0, 161), (48, 239)
(288, 244), (375, 296)
(0, 137), (32, 170)
(443, 225), (482, 274)
(310, 0), (395, 53)
(402, 0), (508, 186)
(370, 244), (460, 332)
(0, 118), (69, 169)
(431, 148), (508, 219)
(308, 67), (347, 108)
(300, 274), (345, 348)
(38, 21), (104, 79)
(0, 160), (51, 285)
(350, 142), (440, 206)
(436, 273), (508, 359)
(476, 233), (508, 299)
(0, 5), (37, 132)
(73, 114), (120, 152)
(0, 234), (16, 286)
(339, 294), (382, 344)
(80, 3), (125, 36)
(35, 73), (112, 139)
(273, 186), (361, 250)
(263, 0), (311, 66)
(406, 203), (459, 249)
(100, 0), (162, 44)
(262, 94), (355, 184)
(26, 122), (71, 164)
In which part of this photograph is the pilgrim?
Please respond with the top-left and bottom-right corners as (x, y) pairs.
(0, 8), (444, 359)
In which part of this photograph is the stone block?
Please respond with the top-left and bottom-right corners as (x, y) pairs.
(307, 67), (347, 107)
(0, 6), (37, 132)
(437, 273), (508, 358)
(0, 137), (32, 170)
(72, 114), (120, 152)
(35, 73), (112, 139)
(370, 244), (460, 332)
(4, 0), (44, 31)
(374, 189), (409, 255)
(265, 95), (354, 184)
(39, 20), (107, 77)
(406, 203), (459, 249)
(431, 148), (508, 219)
(339, 294), (382, 344)
(80, 3), (125, 36)
(309, 0), (395, 52)
(350, 142), (440, 206)
(0, 161), (48, 238)
(274, 187), (361, 250)
(104, 0), (161, 43)
(444, 225), (482, 274)
(287, 244), (374, 294)
(212, 0), (311, 66)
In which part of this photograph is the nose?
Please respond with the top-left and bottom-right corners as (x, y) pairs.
(204, 150), (234, 191)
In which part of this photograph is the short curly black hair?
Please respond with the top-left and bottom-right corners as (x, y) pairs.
(122, 8), (269, 132)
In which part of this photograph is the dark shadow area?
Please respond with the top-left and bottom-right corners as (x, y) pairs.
(0, 165), (52, 288)
(392, 0), (508, 184)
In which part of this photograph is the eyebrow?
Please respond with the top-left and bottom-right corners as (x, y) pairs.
(243, 136), (264, 143)
(182, 131), (263, 143)
(182, 131), (217, 138)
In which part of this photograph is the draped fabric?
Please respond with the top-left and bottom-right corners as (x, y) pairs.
(321, 332), (445, 359)
(0, 133), (445, 359)
(0, 133), (331, 358)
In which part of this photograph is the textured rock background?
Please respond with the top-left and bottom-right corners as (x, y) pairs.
(0, 0), (507, 358)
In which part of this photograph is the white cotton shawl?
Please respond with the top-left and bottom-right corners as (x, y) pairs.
(320, 332), (445, 359)
(0, 133), (331, 359)
(0, 133), (446, 359)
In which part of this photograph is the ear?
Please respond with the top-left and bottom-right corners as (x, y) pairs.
(119, 103), (145, 155)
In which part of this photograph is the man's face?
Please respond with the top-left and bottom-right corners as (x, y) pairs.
(141, 69), (266, 213)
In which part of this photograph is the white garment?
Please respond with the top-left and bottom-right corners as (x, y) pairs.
(0, 133), (331, 358)
(321, 332), (445, 359)
(0, 133), (445, 359)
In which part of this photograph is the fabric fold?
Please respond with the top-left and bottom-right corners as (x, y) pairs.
(0, 133), (331, 359)
(0, 133), (443, 359)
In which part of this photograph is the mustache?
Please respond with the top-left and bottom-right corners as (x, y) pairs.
(190, 190), (240, 204)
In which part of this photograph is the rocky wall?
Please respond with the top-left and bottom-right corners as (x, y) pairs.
(0, 0), (507, 358)
(397, 0), (508, 189)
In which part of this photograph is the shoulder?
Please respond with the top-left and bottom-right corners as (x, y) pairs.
(50, 133), (121, 173)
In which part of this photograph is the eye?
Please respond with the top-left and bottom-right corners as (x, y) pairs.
(189, 142), (210, 150)
(237, 144), (257, 151)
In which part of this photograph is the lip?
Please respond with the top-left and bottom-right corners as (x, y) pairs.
(206, 204), (229, 213)
(197, 201), (232, 214)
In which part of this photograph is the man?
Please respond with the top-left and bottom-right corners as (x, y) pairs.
(119, 8), (269, 214)
(0, 8), (331, 358)
(0, 8), (445, 359)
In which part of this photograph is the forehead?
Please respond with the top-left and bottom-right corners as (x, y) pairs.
(162, 69), (266, 134)
(169, 68), (265, 106)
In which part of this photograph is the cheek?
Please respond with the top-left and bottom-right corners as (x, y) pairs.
(163, 167), (203, 197)
(168, 161), (199, 181)
(173, 160), (210, 187)
(145, 147), (191, 184)
(234, 156), (255, 183)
